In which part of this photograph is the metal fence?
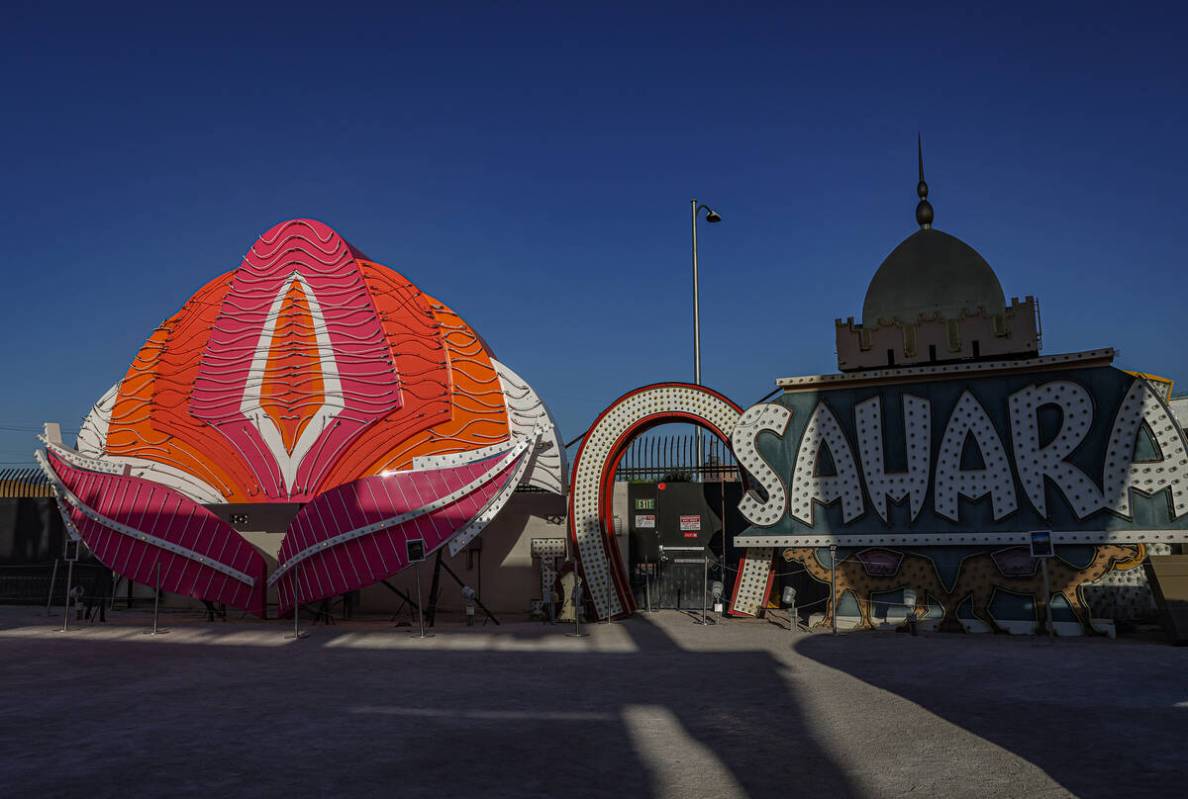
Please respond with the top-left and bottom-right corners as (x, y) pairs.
(613, 431), (738, 483)
(0, 468), (52, 498)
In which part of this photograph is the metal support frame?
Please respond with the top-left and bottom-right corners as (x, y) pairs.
(435, 555), (500, 626)
(380, 579), (419, 624)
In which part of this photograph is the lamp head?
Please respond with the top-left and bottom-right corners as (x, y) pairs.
(704, 209), (722, 223)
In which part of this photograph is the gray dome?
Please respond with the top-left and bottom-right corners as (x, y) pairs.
(861, 228), (1005, 325)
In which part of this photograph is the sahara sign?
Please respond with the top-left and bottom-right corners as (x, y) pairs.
(731, 354), (1188, 546)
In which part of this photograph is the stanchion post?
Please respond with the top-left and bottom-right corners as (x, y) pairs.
(410, 559), (434, 638)
(145, 561), (169, 635)
(829, 544), (838, 636)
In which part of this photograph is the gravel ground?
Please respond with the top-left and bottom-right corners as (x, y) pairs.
(0, 606), (1183, 798)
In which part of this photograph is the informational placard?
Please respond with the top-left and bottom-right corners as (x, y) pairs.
(634, 514), (656, 529)
(679, 514), (701, 531)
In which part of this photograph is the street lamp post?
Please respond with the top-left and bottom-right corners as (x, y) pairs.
(690, 198), (721, 478)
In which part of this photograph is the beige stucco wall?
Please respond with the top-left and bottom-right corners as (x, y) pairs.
(354, 491), (568, 619)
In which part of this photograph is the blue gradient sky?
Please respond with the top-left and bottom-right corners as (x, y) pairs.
(1, 2), (1185, 465)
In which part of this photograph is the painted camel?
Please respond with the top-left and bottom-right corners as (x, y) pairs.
(939, 544), (1147, 635)
(782, 547), (948, 630)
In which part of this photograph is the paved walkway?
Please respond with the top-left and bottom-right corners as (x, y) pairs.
(0, 607), (1183, 798)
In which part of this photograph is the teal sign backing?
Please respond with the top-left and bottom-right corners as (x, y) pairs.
(737, 365), (1188, 539)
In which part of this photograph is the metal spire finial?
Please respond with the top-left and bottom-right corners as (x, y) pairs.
(916, 133), (933, 229)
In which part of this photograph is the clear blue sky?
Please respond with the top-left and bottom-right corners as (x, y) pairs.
(1, 2), (1184, 466)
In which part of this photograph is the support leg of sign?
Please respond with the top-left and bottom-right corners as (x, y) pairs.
(46, 558), (59, 616)
(437, 556), (501, 626)
(1040, 558), (1055, 641)
(285, 565), (308, 640)
(829, 544), (838, 636)
(145, 561), (169, 635)
(380, 579), (417, 624)
(410, 560), (434, 639)
(59, 559), (74, 633)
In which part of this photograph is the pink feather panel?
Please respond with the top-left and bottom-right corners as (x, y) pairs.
(45, 451), (268, 617)
(274, 449), (526, 616)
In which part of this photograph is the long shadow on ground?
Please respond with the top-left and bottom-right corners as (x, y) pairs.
(795, 631), (1188, 799)
(0, 613), (858, 798)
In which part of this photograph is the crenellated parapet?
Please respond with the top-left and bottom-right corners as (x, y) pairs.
(836, 295), (1040, 371)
